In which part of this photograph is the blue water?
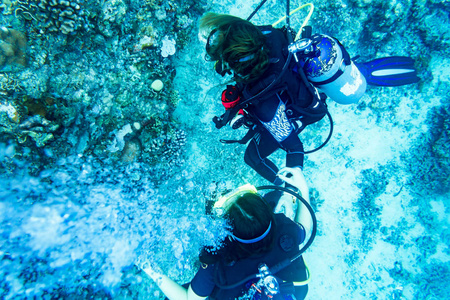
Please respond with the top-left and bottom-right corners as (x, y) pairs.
(1, 0), (449, 299)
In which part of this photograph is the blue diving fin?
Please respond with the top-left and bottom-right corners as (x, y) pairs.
(356, 56), (420, 87)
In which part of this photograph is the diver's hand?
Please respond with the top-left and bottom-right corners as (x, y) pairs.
(277, 167), (307, 194)
(141, 263), (163, 282)
(278, 167), (311, 228)
(274, 193), (295, 221)
(140, 262), (198, 300)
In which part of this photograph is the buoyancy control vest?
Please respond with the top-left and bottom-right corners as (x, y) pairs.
(216, 26), (329, 145)
(210, 214), (308, 300)
(242, 26), (313, 107)
(242, 26), (328, 127)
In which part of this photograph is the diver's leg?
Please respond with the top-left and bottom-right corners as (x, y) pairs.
(244, 129), (283, 185)
(277, 132), (305, 191)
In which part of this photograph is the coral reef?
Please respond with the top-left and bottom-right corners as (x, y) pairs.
(415, 1), (450, 52)
(0, 27), (26, 68)
(0, 0), (205, 173)
(355, 167), (388, 248)
(142, 128), (186, 167)
(98, 0), (127, 37)
(0, 95), (67, 147)
(327, 0), (448, 90)
(0, 0), (16, 15)
(337, 0), (412, 54)
(389, 261), (450, 299)
(307, 1), (363, 50)
(14, 0), (87, 35)
(0, 72), (23, 94)
(404, 103), (450, 196)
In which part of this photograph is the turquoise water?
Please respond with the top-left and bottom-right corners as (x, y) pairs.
(0, 0), (449, 299)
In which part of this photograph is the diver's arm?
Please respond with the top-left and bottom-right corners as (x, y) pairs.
(277, 167), (312, 233)
(294, 175), (312, 232)
(142, 266), (206, 300)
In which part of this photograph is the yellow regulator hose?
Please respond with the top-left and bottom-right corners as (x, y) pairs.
(272, 3), (314, 40)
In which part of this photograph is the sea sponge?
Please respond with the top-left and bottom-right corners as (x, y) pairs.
(161, 36), (176, 57)
(151, 79), (164, 92)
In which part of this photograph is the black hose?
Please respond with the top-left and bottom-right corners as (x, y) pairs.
(215, 51), (294, 129)
(304, 110), (334, 154)
(286, 0), (291, 30)
(247, 0), (269, 21)
(215, 185), (317, 290)
(257, 185), (317, 258)
(240, 51), (293, 107)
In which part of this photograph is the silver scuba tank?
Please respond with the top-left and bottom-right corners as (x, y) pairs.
(303, 34), (366, 104)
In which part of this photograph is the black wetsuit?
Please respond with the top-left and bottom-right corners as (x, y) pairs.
(166, 192), (310, 300)
(190, 213), (308, 299)
(241, 27), (316, 185)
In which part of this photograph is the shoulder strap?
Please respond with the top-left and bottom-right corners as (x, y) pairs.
(242, 74), (280, 100)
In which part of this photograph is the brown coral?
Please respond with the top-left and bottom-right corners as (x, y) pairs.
(14, 0), (85, 35)
(0, 27), (27, 68)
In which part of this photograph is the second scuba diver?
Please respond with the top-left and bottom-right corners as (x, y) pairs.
(142, 167), (314, 300)
(200, 12), (419, 186)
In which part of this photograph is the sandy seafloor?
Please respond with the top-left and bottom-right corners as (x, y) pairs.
(0, 0), (449, 299)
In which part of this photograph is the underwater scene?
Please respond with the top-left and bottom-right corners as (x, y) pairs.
(0, 0), (449, 299)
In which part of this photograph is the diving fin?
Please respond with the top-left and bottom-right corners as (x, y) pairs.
(356, 56), (420, 87)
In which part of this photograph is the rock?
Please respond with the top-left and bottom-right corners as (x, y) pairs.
(121, 138), (142, 163)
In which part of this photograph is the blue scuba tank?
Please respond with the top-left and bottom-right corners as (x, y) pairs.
(303, 34), (366, 105)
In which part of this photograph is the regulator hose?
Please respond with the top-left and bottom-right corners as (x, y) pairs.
(304, 110), (334, 155)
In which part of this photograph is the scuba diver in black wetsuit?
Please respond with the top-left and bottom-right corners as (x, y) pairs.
(201, 12), (322, 186)
(199, 6), (419, 186)
(141, 167), (316, 300)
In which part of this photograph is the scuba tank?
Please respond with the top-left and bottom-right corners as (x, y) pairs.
(302, 34), (367, 105)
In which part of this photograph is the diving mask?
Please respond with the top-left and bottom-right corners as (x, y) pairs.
(205, 29), (221, 61)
